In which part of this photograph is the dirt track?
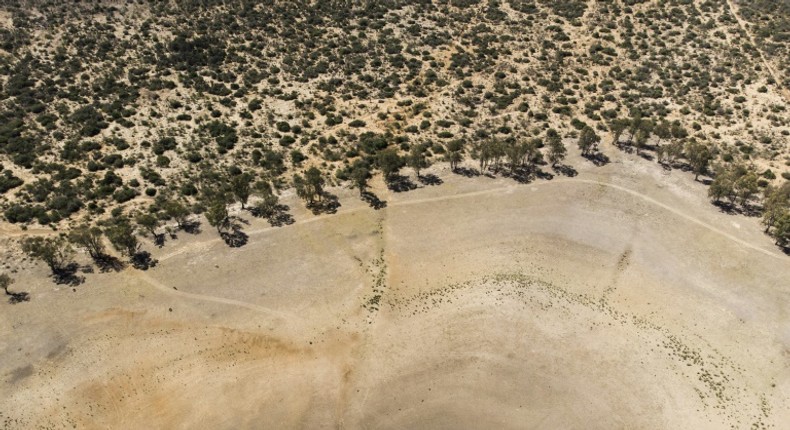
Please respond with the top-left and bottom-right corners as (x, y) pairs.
(1, 145), (788, 429)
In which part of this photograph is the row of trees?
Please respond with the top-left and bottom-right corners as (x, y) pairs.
(607, 114), (789, 250)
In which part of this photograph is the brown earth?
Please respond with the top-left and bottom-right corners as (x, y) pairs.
(1, 143), (788, 429)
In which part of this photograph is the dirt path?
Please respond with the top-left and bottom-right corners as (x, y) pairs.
(159, 178), (784, 263)
(143, 176), (783, 316)
(127, 268), (301, 321)
(725, 0), (790, 101)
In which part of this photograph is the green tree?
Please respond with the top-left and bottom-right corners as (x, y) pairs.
(546, 131), (566, 167)
(685, 141), (711, 181)
(407, 144), (431, 178)
(446, 140), (464, 171)
(762, 182), (790, 233)
(0, 273), (13, 296)
(654, 120), (672, 146)
(708, 171), (734, 204)
(231, 172), (253, 209)
(505, 140), (528, 173)
(351, 166), (371, 194)
(252, 181), (280, 217)
(21, 236), (74, 275)
(135, 212), (161, 238)
(735, 172), (759, 208)
(474, 139), (494, 172)
(772, 212), (790, 247)
(305, 167), (325, 201)
(204, 196), (231, 233)
(106, 220), (140, 257)
(163, 199), (191, 229)
(578, 126), (600, 157)
(68, 225), (105, 259)
(378, 148), (404, 180)
(608, 119), (630, 146)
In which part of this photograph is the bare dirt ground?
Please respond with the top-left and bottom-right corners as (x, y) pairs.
(1, 143), (789, 429)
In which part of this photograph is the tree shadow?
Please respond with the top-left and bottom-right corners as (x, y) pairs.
(713, 201), (761, 218)
(180, 220), (202, 234)
(266, 204), (295, 227)
(386, 174), (418, 192)
(583, 152), (610, 166)
(94, 253), (126, 272)
(638, 152), (655, 162)
(418, 174), (443, 186)
(221, 227), (249, 248)
(453, 167), (480, 177)
(535, 168), (554, 181)
(552, 163), (578, 177)
(361, 191), (387, 210)
(131, 251), (158, 270)
(153, 233), (166, 248)
(307, 193), (341, 215)
(8, 291), (30, 304)
(53, 263), (84, 286)
(503, 166), (533, 184)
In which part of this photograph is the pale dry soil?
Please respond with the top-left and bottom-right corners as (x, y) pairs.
(1, 144), (789, 429)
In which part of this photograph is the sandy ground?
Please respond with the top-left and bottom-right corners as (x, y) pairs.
(1, 143), (789, 429)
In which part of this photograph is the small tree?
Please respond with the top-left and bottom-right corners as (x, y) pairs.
(135, 213), (161, 239)
(106, 221), (140, 258)
(505, 140), (527, 173)
(204, 196), (231, 234)
(773, 212), (790, 247)
(21, 236), (75, 275)
(546, 131), (566, 167)
(68, 225), (105, 259)
(608, 119), (629, 146)
(762, 183), (790, 233)
(1, 273), (13, 296)
(252, 181), (279, 217)
(378, 148), (404, 180)
(163, 199), (191, 229)
(686, 141), (711, 181)
(231, 172), (253, 209)
(658, 141), (683, 166)
(305, 167), (325, 201)
(446, 140), (464, 171)
(654, 120), (671, 146)
(735, 172), (759, 208)
(407, 144), (431, 178)
(350, 166), (371, 194)
(473, 139), (494, 172)
(578, 126), (600, 157)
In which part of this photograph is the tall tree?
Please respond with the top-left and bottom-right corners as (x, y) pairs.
(578, 126), (600, 157)
(105, 220), (140, 258)
(608, 119), (629, 147)
(204, 196), (231, 234)
(654, 120), (671, 146)
(546, 131), (566, 167)
(505, 140), (527, 173)
(252, 181), (280, 217)
(163, 199), (191, 229)
(231, 172), (253, 209)
(68, 225), (105, 259)
(135, 212), (161, 239)
(685, 141), (712, 181)
(377, 148), (404, 180)
(446, 140), (464, 171)
(305, 167), (325, 201)
(762, 182), (790, 233)
(407, 144), (431, 178)
(21, 236), (75, 275)
(351, 166), (371, 194)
